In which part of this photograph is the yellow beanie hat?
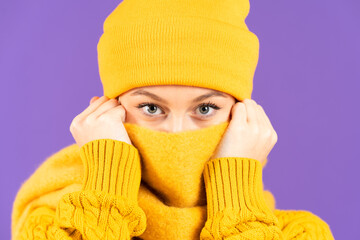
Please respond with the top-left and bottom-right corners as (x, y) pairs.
(97, 0), (259, 101)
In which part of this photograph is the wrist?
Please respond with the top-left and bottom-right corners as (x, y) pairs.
(80, 138), (141, 202)
(203, 157), (270, 218)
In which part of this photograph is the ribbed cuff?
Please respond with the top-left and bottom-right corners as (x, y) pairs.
(203, 157), (269, 218)
(79, 139), (141, 202)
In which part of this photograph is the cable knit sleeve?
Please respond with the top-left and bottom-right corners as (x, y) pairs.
(13, 139), (147, 240)
(200, 157), (335, 240)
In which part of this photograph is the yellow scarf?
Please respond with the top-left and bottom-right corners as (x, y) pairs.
(122, 121), (276, 240)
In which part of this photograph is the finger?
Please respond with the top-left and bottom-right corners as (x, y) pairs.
(100, 105), (126, 122)
(89, 98), (119, 119)
(230, 102), (247, 125)
(78, 96), (109, 119)
(244, 99), (258, 124)
(90, 96), (100, 105)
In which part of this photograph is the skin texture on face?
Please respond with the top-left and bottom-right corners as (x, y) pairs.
(117, 85), (237, 132)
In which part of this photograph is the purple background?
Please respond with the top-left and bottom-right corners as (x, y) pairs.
(1, 1), (359, 239)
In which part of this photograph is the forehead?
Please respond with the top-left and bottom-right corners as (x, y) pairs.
(132, 85), (215, 92)
(129, 85), (230, 96)
(118, 85), (235, 104)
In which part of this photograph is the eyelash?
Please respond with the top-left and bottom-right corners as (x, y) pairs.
(136, 101), (221, 119)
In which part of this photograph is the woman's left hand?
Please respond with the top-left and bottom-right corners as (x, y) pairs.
(211, 99), (278, 165)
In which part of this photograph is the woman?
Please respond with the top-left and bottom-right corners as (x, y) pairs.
(11, 0), (335, 239)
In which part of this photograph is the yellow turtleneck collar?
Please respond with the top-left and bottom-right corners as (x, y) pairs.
(121, 121), (275, 239)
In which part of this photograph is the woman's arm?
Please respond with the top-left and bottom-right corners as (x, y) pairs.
(12, 139), (146, 240)
(200, 157), (334, 240)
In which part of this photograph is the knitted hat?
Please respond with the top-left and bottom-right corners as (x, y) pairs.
(97, 0), (259, 102)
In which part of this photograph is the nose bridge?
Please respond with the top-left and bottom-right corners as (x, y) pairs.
(169, 114), (184, 133)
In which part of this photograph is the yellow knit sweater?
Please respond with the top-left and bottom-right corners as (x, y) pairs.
(11, 135), (335, 239)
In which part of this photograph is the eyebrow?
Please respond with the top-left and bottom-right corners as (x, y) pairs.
(129, 89), (227, 104)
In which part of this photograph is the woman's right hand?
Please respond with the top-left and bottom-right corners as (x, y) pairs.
(70, 95), (132, 148)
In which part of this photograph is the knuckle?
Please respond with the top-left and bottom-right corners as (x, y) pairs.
(69, 122), (75, 131)
(69, 120), (79, 132)
(97, 112), (108, 122)
(234, 102), (245, 111)
(248, 101), (255, 107)
(98, 114), (110, 122)
(70, 116), (78, 125)
(84, 115), (96, 125)
(244, 98), (256, 104)
(272, 131), (278, 142)
(252, 125), (260, 134)
(72, 115), (80, 123)
(264, 129), (272, 138)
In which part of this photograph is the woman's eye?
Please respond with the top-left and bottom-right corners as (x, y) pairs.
(195, 102), (221, 118)
(197, 105), (212, 115)
(136, 102), (221, 118)
(137, 103), (164, 116)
